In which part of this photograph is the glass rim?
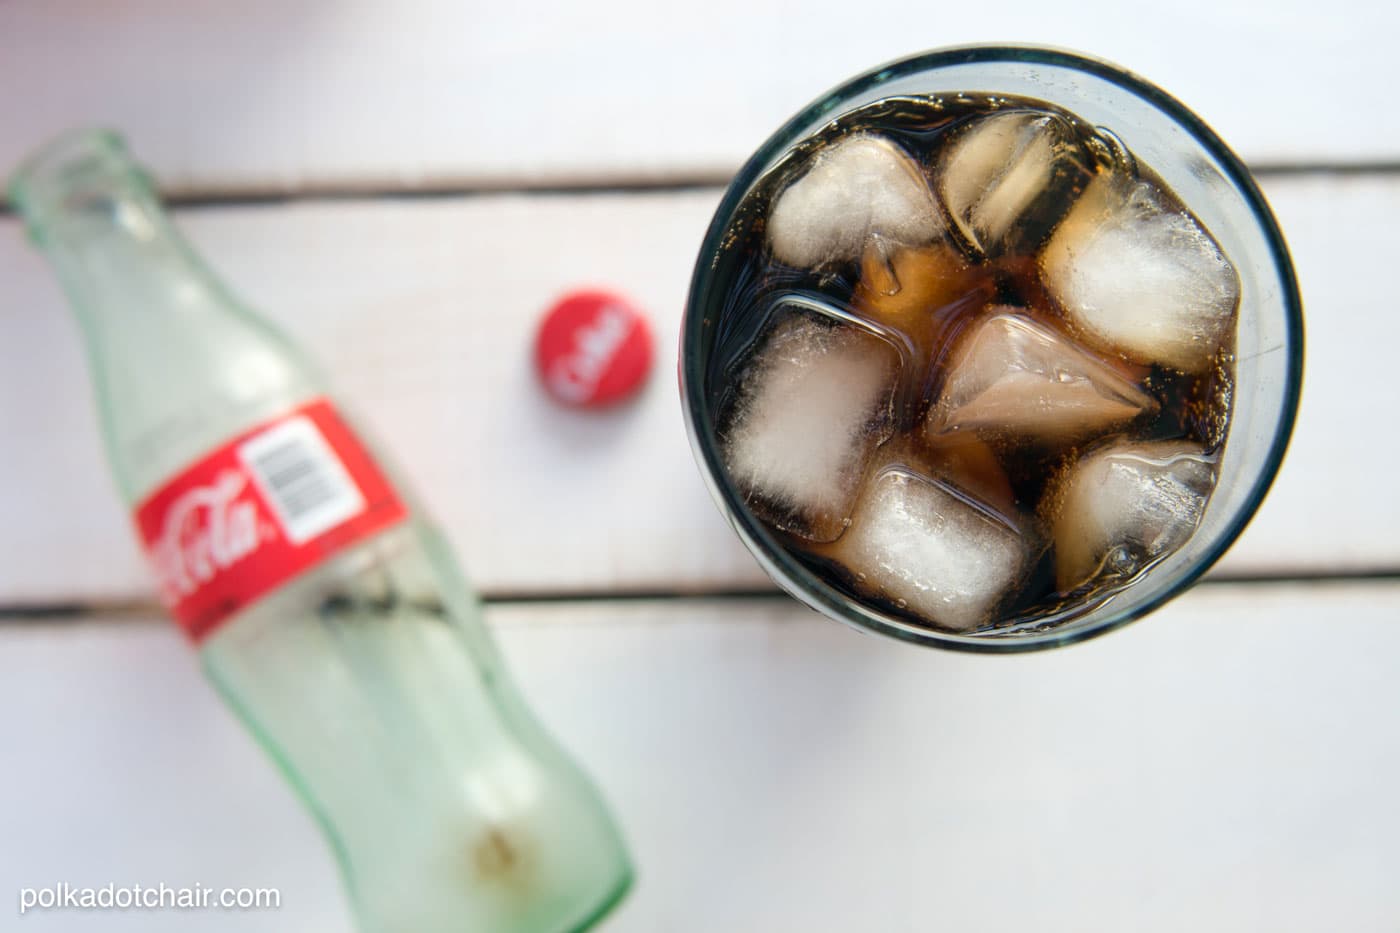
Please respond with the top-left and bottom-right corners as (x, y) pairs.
(7, 128), (147, 246)
(680, 43), (1305, 653)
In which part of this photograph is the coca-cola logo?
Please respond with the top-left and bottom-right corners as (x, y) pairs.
(148, 469), (270, 603)
(535, 291), (652, 408)
(132, 400), (409, 641)
(546, 304), (635, 404)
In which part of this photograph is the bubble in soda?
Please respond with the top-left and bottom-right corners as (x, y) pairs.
(708, 94), (1239, 635)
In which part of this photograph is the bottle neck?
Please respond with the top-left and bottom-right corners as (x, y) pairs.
(10, 131), (319, 502)
(12, 135), (223, 332)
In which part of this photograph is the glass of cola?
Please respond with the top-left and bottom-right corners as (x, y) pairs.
(680, 46), (1303, 651)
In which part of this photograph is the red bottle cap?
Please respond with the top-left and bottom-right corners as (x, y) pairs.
(535, 290), (653, 407)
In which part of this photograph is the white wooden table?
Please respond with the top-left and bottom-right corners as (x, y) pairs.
(2, 4), (1397, 931)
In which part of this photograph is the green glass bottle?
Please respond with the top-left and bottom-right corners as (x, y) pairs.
(9, 130), (632, 933)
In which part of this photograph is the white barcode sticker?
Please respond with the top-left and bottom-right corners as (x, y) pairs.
(237, 415), (366, 545)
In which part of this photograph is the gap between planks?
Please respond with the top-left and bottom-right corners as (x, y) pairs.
(2, 570), (1398, 625)
(4, 162), (1400, 215)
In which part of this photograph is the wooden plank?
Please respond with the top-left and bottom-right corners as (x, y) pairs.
(1, 581), (1398, 931)
(0, 175), (1393, 604)
(0, 1), (1394, 192)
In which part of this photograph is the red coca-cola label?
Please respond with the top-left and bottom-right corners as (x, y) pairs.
(134, 399), (407, 642)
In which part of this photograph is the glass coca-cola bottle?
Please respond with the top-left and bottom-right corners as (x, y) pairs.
(9, 130), (632, 933)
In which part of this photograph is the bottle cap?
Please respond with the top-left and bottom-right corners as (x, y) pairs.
(535, 290), (653, 407)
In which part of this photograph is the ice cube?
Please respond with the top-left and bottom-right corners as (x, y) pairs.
(767, 133), (940, 270)
(1040, 170), (1241, 373)
(827, 465), (1031, 631)
(927, 309), (1157, 446)
(1045, 439), (1217, 591)
(851, 239), (994, 333)
(722, 312), (900, 541)
(938, 110), (1092, 257)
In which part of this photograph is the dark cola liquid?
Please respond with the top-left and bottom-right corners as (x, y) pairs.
(704, 94), (1236, 636)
